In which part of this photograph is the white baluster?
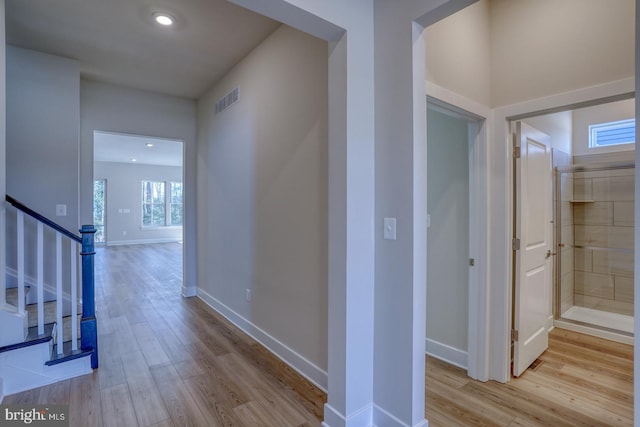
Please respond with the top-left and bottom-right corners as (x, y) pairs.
(17, 211), (24, 315)
(37, 223), (44, 335)
(71, 243), (78, 351)
(56, 233), (63, 354)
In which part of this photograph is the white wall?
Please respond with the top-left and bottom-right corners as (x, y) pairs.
(426, 107), (469, 361)
(80, 80), (197, 293)
(572, 98), (635, 157)
(424, 0), (491, 106)
(6, 46), (80, 230)
(490, 0), (635, 107)
(94, 161), (183, 245)
(5, 46), (79, 289)
(197, 25), (328, 384)
(524, 111), (573, 155)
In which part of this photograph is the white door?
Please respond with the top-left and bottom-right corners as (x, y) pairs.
(513, 121), (552, 377)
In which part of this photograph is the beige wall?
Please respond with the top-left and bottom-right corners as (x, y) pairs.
(425, 0), (634, 108)
(197, 25), (328, 384)
(424, 0), (491, 106)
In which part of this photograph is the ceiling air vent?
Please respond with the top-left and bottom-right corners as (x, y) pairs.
(215, 87), (239, 114)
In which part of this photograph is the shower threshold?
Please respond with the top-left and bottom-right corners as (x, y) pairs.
(556, 306), (633, 345)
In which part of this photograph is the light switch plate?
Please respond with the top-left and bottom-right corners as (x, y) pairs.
(383, 217), (396, 240)
(56, 204), (67, 216)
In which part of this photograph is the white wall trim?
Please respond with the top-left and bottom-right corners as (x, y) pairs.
(490, 77), (635, 384)
(181, 285), (197, 298)
(426, 80), (491, 119)
(425, 338), (468, 370)
(322, 403), (373, 427)
(105, 238), (181, 247)
(196, 287), (328, 391)
(0, 376), (4, 403)
(373, 404), (429, 427)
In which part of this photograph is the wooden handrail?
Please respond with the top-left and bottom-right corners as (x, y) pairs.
(5, 195), (81, 243)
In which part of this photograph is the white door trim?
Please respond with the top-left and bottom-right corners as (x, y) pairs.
(426, 81), (490, 381)
(490, 77), (635, 383)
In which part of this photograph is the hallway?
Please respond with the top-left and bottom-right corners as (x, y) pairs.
(2, 243), (326, 426)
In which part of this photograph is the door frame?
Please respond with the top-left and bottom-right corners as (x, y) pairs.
(490, 78), (635, 383)
(426, 82), (490, 381)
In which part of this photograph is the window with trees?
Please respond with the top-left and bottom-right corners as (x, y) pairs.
(142, 180), (183, 227)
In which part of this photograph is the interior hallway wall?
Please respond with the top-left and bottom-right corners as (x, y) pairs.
(196, 24), (328, 386)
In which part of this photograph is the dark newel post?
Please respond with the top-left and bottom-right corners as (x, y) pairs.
(80, 225), (98, 369)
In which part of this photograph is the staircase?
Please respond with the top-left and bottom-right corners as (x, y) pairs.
(0, 195), (98, 398)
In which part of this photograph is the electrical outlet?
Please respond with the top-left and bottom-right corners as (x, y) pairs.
(245, 289), (252, 302)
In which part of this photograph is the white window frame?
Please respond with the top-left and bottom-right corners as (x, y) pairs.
(141, 180), (166, 227)
(588, 118), (635, 149)
(169, 181), (183, 226)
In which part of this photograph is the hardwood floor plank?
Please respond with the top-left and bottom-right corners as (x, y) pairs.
(69, 373), (103, 427)
(130, 322), (171, 367)
(127, 373), (169, 427)
(37, 378), (70, 404)
(101, 383), (139, 427)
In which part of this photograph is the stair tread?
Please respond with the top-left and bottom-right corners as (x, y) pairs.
(0, 323), (54, 353)
(46, 339), (93, 366)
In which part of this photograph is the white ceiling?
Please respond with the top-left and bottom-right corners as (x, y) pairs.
(5, 0), (281, 99)
(94, 132), (183, 167)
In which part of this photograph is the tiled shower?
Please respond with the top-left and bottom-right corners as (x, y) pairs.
(555, 160), (634, 337)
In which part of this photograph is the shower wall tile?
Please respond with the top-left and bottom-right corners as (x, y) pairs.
(561, 272), (574, 315)
(592, 251), (634, 277)
(592, 176), (634, 201)
(614, 201), (634, 226)
(615, 276), (634, 303)
(574, 225), (634, 250)
(574, 271), (614, 298)
(573, 202), (613, 226)
(573, 178), (593, 200)
(573, 248), (592, 272)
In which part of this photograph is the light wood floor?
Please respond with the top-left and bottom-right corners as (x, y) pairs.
(3, 243), (634, 426)
(426, 328), (634, 426)
(3, 243), (325, 427)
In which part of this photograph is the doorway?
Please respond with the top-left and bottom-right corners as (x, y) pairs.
(93, 130), (185, 294)
(426, 98), (488, 378)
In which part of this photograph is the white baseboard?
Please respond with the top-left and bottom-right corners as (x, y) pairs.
(181, 286), (197, 297)
(425, 338), (468, 370)
(322, 403), (373, 427)
(373, 405), (429, 427)
(106, 238), (181, 246)
(196, 288), (328, 391)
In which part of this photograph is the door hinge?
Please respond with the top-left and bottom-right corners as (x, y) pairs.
(469, 258), (475, 267)
(512, 238), (520, 251)
(511, 329), (519, 342)
(514, 146), (521, 159)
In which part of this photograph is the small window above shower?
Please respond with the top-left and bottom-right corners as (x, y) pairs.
(589, 119), (635, 149)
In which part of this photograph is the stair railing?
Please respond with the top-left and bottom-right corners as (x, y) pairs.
(5, 195), (98, 369)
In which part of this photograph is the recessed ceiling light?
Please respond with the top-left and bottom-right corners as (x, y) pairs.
(131, 158), (137, 162)
(153, 13), (175, 27)
(146, 143), (154, 147)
